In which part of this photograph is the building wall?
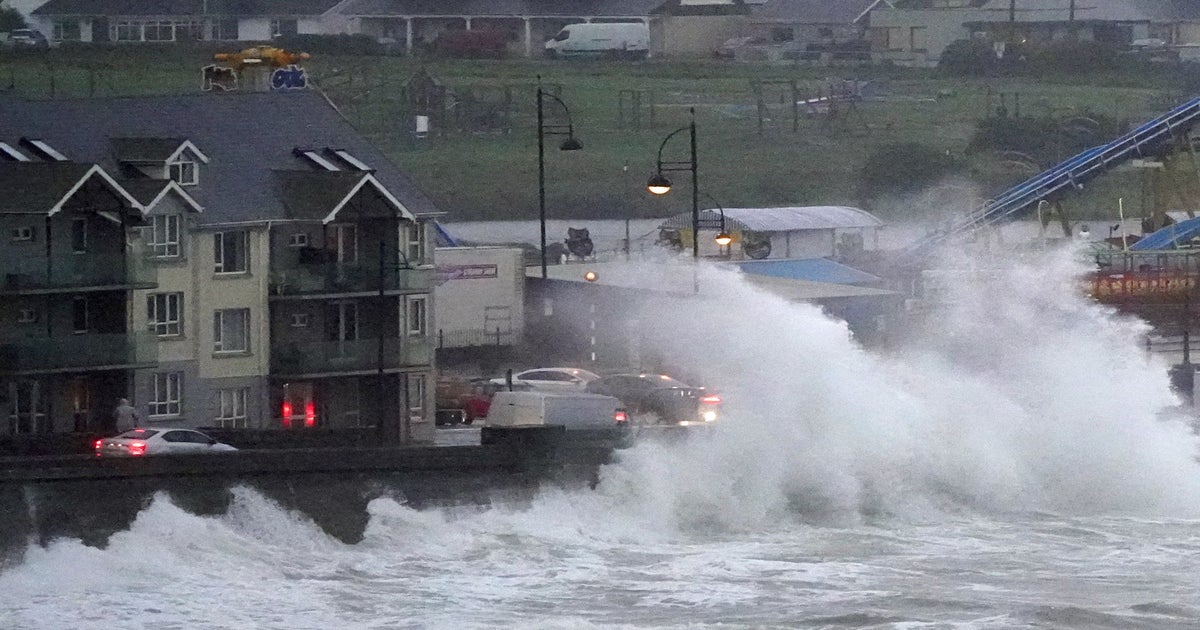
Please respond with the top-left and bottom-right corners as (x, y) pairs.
(239, 18), (272, 41)
(433, 247), (524, 348)
(654, 15), (746, 56)
(870, 7), (987, 65)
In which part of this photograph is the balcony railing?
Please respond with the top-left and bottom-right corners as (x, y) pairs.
(0, 331), (158, 375)
(2, 250), (157, 294)
(271, 336), (435, 376)
(269, 263), (435, 297)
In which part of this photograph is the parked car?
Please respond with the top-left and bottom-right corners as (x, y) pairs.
(713, 36), (766, 60)
(436, 375), (521, 425)
(3, 29), (50, 48)
(489, 367), (600, 392)
(585, 373), (720, 425)
(94, 428), (238, 458)
(485, 390), (627, 430)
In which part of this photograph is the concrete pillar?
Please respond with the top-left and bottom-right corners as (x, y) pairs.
(405, 17), (413, 54)
(465, 17), (472, 30)
(524, 18), (532, 57)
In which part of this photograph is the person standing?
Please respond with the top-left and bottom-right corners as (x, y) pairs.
(113, 398), (141, 434)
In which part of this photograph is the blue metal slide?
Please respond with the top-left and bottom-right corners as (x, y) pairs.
(910, 95), (1200, 252)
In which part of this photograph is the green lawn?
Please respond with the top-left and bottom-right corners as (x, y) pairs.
(0, 46), (1188, 223)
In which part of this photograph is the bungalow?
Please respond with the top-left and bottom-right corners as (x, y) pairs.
(30, 0), (346, 44)
(744, 0), (886, 62)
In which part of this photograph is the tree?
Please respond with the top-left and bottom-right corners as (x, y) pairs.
(0, 1), (27, 32)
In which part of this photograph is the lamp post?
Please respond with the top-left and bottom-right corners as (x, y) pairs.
(646, 107), (699, 291)
(537, 76), (583, 279)
(699, 190), (733, 254)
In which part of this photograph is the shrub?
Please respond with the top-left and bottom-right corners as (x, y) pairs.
(861, 142), (957, 197)
(938, 39), (998, 76)
(432, 29), (509, 59)
(0, 2), (26, 33)
(1025, 39), (1118, 74)
(968, 111), (1122, 162)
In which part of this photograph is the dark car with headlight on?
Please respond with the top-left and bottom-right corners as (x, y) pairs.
(585, 373), (720, 426)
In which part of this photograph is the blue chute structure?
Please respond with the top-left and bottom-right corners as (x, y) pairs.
(1129, 215), (1200, 251)
(433, 221), (458, 247)
(910, 95), (1200, 253)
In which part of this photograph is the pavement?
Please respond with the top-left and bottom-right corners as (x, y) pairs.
(435, 426), (481, 447)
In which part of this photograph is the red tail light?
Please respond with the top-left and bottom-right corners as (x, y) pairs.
(94, 439), (103, 456)
(614, 409), (628, 424)
(304, 401), (316, 427)
(128, 441), (147, 456)
(281, 401), (293, 428)
(699, 394), (722, 404)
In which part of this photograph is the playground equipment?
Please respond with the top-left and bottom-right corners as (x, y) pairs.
(202, 47), (311, 92)
(911, 94), (1200, 253)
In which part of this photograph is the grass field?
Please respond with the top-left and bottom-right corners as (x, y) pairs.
(0, 46), (1190, 223)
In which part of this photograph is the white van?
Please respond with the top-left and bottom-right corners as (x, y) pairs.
(545, 23), (649, 59)
(486, 391), (628, 430)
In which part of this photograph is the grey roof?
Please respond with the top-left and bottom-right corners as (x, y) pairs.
(660, 206), (884, 232)
(111, 137), (187, 163)
(339, 0), (669, 18)
(0, 92), (440, 226)
(975, 0), (1200, 22)
(118, 178), (174, 205)
(34, 0), (342, 17)
(0, 162), (94, 214)
(751, 0), (884, 24)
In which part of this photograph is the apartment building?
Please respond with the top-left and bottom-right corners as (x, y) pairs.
(0, 91), (440, 443)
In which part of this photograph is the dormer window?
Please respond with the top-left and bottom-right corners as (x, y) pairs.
(169, 160), (198, 186)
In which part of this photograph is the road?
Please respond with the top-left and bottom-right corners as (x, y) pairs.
(435, 426), (481, 446)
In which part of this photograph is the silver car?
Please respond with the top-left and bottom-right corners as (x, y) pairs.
(95, 428), (238, 457)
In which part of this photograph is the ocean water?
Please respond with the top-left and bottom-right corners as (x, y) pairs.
(2, 247), (1199, 629)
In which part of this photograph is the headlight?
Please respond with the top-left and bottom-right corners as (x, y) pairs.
(701, 410), (717, 422)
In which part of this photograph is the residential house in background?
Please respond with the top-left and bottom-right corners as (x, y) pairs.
(0, 92), (440, 443)
(744, 0), (883, 62)
(871, 0), (1200, 66)
(30, 0), (346, 44)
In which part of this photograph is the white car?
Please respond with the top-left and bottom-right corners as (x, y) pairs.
(94, 428), (238, 458)
(489, 367), (601, 391)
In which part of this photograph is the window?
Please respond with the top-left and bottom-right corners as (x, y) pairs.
(771, 27), (794, 43)
(407, 373), (427, 423)
(149, 372), (182, 417)
(10, 226), (33, 242)
(325, 301), (359, 342)
(51, 20), (80, 41)
(270, 19), (298, 38)
(290, 313), (311, 328)
(144, 21), (175, 42)
(215, 388), (249, 428)
(147, 293), (182, 337)
(288, 233), (309, 247)
(213, 308), (250, 353)
(886, 27), (903, 51)
(17, 308), (37, 324)
(111, 21), (142, 42)
(169, 160), (197, 186)
(71, 217), (87, 253)
(72, 296), (89, 333)
(818, 27), (833, 38)
(910, 26), (928, 53)
(214, 231), (248, 274)
(405, 222), (426, 264)
(148, 214), (181, 258)
(406, 295), (427, 336)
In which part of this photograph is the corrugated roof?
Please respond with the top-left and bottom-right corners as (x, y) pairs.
(974, 0), (1200, 22)
(0, 92), (440, 226)
(737, 257), (882, 285)
(339, 0), (668, 17)
(35, 0), (342, 16)
(659, 206), (884, 232)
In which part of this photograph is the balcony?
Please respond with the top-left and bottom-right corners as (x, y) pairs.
(0, 331), (158, 375)
(271, 336), (435, 377)
(268, 264), (435, 298)
(2, 251), (157, 295)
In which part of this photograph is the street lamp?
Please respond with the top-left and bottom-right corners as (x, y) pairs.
(699, 190), (733, 250)
(537, 76), (582, 279)
(645, 107), (699, 260)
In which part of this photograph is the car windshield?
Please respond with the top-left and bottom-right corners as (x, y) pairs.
(116, 429), (158, 439)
